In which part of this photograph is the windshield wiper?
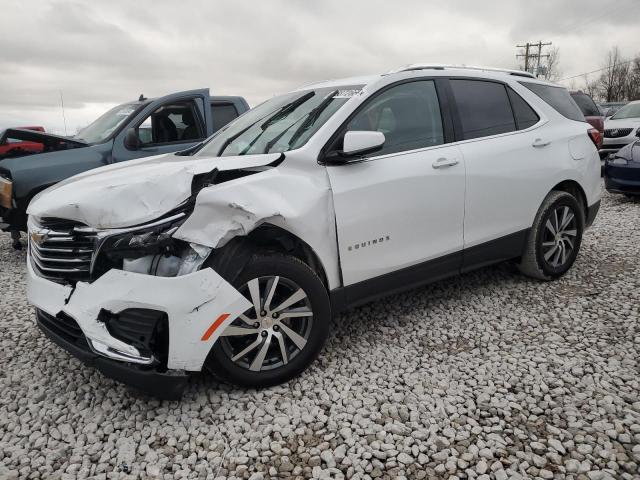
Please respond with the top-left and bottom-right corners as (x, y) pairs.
(263, 90), (338, 154)
(260, 91), (315, 130)
(218, 91), (315, 156)
(285, 90), (338, 150)
(238, 91), (317, 155)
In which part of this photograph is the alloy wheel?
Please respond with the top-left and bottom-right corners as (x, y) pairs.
(219, 276), (314, 372)
(541, 205), (578, 268)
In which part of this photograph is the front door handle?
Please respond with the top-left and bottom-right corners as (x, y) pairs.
(532, 138), (551, 148)
(432, 157), (459, 169)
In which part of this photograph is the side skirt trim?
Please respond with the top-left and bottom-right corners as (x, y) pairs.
(330, 228), (530, 314)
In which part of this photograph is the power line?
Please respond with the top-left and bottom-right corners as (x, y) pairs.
(558, 59), (635, 82)
(559, 0), (622, 36)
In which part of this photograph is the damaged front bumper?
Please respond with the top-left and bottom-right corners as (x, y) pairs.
(27, 257), (250, 398)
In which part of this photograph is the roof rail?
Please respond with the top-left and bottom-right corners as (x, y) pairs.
(386, 64), (536, 79)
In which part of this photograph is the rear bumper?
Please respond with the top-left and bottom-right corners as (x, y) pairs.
(36, 309), (188, 399)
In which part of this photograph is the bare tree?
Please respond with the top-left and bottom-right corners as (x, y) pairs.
(543, 47), (562, 81)
(597, 46), (630, 102)
(582, 74), (599, 100)
(626, 55), (640, 101)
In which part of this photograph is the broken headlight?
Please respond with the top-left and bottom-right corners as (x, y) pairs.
(96, 216), (212, 278)
(608, 156), (628, 166)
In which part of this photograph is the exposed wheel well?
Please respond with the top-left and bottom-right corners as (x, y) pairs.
(551, 180), (588, 218)
(244, 224), (329, 288)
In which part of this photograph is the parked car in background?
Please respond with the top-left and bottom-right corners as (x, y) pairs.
(26, 65), (601, 397)
(599, 101), (627, 118)
(601, 100), (640, 159)
(604, 135), (640, 196)
(0, 126), (46, 158)
(0, 89), (249, 248)
(570, 91), (603, 149)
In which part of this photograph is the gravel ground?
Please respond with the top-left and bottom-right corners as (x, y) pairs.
(1, 187), (639, 480)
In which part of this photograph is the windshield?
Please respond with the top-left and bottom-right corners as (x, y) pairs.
(611, 103), (640, 120)
(74, 102), (141, 144)
(196, 86), (361, 157)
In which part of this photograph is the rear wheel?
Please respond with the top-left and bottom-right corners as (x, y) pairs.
(518, 191), (584, 281)
(205, 253), (330, 387)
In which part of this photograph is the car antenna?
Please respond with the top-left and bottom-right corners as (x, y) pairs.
(139, 94), (146, 101)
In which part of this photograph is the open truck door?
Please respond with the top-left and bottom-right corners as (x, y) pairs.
(111, 88), (212, 162)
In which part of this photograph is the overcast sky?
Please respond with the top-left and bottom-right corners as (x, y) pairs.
(1, 0), (638, 134)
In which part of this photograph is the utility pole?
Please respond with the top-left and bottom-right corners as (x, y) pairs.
(516, 41), (552, 76)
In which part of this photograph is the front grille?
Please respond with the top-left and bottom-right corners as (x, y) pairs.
(602, 143), (633, 151)
(36, 309), (89, 349)
(604, 128), (633, 138)
(29, 217), (97, 283)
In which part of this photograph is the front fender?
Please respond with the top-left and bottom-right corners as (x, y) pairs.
(174, 167), (341, 289)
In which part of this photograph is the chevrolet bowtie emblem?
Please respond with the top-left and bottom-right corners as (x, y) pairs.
(30, 231), (48, 245)
(611, 130), (618, 136)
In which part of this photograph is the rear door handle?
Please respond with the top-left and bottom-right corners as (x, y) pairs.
(532, 138), (551, 148)
(432, 157), (459, 169)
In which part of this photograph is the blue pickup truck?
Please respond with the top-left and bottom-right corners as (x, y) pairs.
(0, 89), (249, 248)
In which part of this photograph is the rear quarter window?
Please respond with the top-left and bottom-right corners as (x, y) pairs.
(507, 88), (540, 130)
(521, 82), (585, 122)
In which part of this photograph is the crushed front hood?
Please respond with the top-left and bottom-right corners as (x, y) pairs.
(27, 152), (283, 229)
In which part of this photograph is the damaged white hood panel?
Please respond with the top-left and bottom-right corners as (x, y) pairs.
(27, 152), (282, 229)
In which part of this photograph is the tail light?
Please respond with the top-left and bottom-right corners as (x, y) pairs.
(588, 128), (602, 149)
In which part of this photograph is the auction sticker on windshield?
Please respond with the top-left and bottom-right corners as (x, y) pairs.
(334, 89), (364, 98)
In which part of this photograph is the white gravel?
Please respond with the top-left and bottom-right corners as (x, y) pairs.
(1, 188), (639, 480)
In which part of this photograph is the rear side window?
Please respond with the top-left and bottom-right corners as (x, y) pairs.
(570, 93), (600, 117)
(521, 82), (584, 122)
(450, 80), (516, 140)
(211, 103), (239, 132)
(507, 88), (540, 130)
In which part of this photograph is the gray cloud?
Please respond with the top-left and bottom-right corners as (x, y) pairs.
(0, 0), (638, 133)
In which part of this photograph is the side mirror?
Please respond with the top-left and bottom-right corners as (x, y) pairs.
(124, 127), (141, 150)
(636, 129), (640, 138)
(342, 131), (385, 156)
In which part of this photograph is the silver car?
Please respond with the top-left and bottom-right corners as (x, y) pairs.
(601, 101), (640, 158)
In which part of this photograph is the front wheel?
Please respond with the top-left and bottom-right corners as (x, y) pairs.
(205, 253), (330, 387)
(518, 191), (585, 281)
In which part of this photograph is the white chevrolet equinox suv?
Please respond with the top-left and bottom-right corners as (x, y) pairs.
(27, 65), (601, 398)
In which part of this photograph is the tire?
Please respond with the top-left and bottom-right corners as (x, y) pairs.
(518, 191), (585, 281)
(205, 252), (331, 388)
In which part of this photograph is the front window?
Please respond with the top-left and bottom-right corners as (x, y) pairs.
(134, 101), (205, 145)
(196, 86), (361, 157)
(343, 80), (444, 155)
(74, 103), (141, 144)
(611, 103), (640, 120)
